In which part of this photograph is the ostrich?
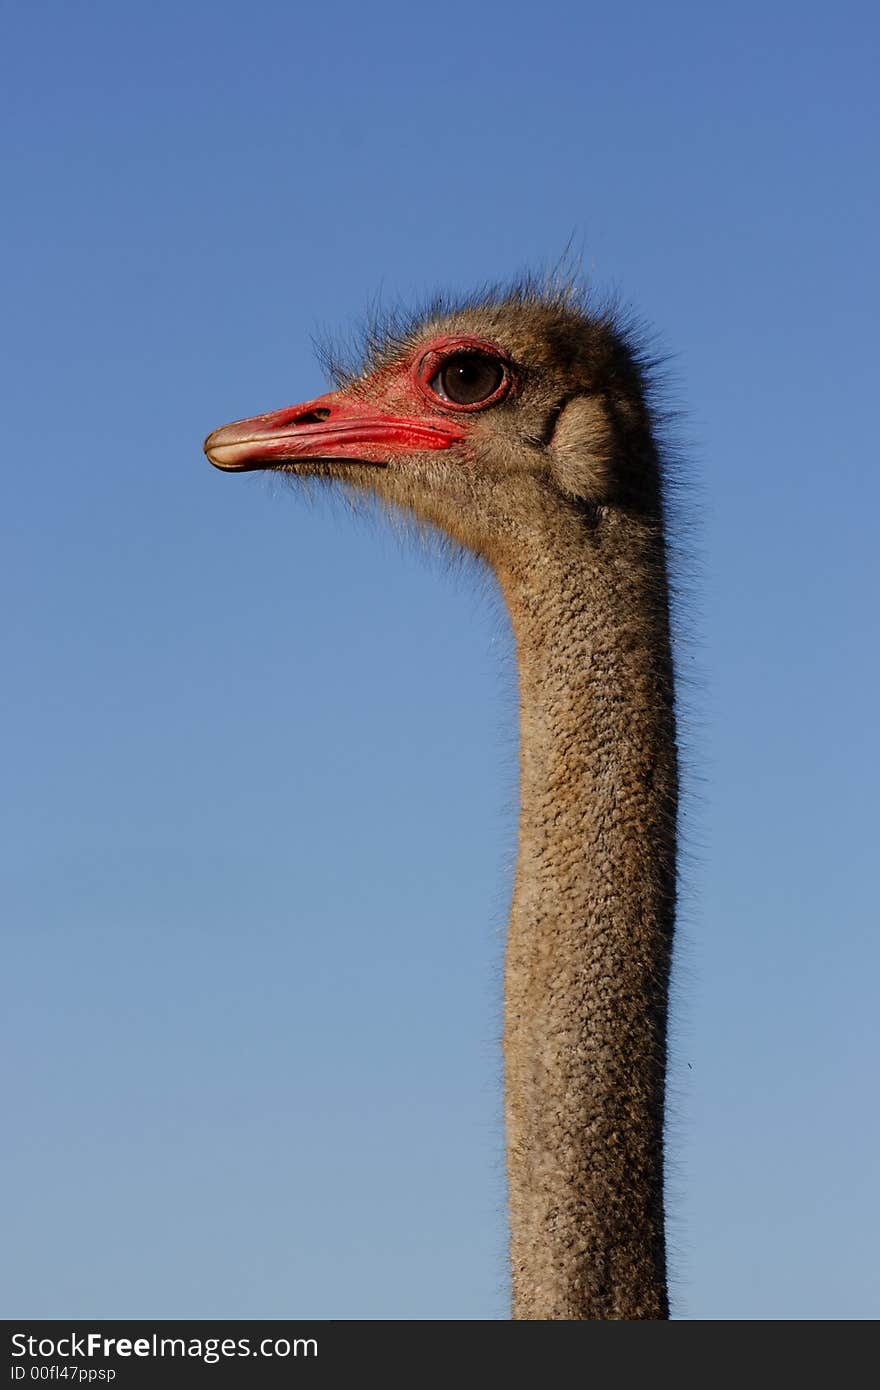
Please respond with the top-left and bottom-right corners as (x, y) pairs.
(205, 283), (679, 1320)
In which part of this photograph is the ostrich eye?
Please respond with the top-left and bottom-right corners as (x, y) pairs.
(430, 352), (505, 406)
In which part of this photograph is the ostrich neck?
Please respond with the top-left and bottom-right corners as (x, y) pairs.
(497, 504), (677, 1320)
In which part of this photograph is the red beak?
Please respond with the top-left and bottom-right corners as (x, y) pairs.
(204, 389), (466, 473)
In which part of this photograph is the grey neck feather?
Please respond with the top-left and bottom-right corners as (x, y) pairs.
(497, 500), (677, 1320)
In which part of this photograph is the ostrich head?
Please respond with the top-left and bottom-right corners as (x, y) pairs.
(204, 289), (664, 567)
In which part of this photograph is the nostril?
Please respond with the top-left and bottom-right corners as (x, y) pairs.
(292, 408), (332, 426)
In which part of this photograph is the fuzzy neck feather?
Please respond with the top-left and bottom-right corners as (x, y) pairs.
(497, 496), (677, 1320)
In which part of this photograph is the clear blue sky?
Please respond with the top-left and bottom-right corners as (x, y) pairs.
(3, 0), (878, 1320)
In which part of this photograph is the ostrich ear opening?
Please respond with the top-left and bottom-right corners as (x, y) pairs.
(547, 394), (613, 502)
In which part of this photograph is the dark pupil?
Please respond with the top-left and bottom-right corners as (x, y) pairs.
(439, 353), (503, 404)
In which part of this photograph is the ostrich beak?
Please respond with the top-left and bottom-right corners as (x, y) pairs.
(204, 390), (466, 472)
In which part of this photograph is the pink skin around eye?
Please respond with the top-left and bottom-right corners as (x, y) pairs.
(411, 336), (514, 412)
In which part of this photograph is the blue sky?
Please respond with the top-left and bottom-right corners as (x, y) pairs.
(3, 0), (878, 1319)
